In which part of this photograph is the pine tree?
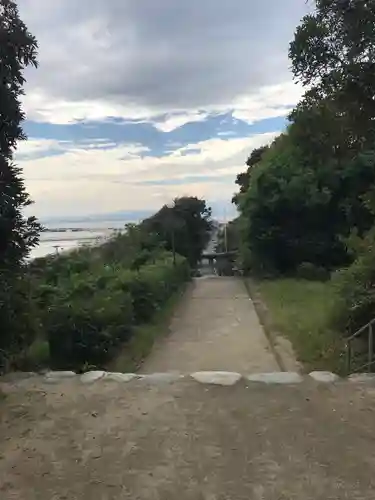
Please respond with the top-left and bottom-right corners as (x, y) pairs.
(0, 0), (41, 269)
(0, 0), (41, 370)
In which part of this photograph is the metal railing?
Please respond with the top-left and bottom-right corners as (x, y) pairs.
(346, 317), (375, 374)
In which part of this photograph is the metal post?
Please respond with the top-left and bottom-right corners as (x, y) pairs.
(171, 228), (176, 267)
(368, 324), (373, 372)
(346, 342), (351, 375)
(223, 208), (228, 254)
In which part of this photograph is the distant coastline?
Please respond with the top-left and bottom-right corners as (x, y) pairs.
(31, 225), (123, 260)
(31, 207), (235, 260)
(42, 227), (120, 234)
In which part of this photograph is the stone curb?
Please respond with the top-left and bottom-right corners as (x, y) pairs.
(191, 371), (242, 386)
(31, 370), (375, 386)
(246, 372), (303, 384)
(309, 371), (340, 383)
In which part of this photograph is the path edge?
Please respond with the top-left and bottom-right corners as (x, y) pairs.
(2, 370), (369, 387)
(243, 277), (294, 373)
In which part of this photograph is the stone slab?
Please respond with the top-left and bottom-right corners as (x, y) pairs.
(309, 371), (339, 383)
(246, 372), (303, 384)
(80, 371), (106, 383)
(139, 373), (184, 383)
(45, 371), (76, 380)
(191, 371), (242, 386)
(105, 373), (138, 383)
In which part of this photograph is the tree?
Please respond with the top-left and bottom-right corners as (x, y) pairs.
(232, 146), (269, 205)
(143, 197), (212, 265)
(289, 0), (375, 153)
(238, 132), (375, 273)
(0, 0), (41, 370)
(0, 0), (41, 268)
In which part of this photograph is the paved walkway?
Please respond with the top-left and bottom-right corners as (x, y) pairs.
(142, 276), (279, 373)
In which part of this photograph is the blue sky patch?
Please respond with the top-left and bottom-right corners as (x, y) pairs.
(23, 113), (287, 160)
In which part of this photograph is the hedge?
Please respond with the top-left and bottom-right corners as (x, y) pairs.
(45, 253), (190, 370)
(0, 272), (40, 372)
(330, 242), (375, 335)
(47, 288), (134, 370)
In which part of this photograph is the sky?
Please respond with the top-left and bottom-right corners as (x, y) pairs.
(15, 0), (310, 222)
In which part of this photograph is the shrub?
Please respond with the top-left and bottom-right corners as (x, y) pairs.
(3, 202), (197, 374)
(47, 288), (134, 370)
(128, 255), (190, 323)
(26, 340), (50, 369)
(296, 262), (330, 281)
(11, 339), (50, 372)
(43, 253), (190, 370)
(0, 273), (40, 373)
(330, 231), (375, 334)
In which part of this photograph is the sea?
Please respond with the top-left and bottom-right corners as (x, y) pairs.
(30, 220), (128, 260)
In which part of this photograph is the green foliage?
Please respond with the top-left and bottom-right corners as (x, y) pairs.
(11, 339), (50, 372)
(0, 1), (41, 369)
(0, 0), (41, 267)
(330, 228), (375, 334)
(226, 0), (375, 358)
(109, 283), (188, 373)
(289, 0), (375, 153)
(25, 218), (193, 372)
(143, 196), (212, 266)
(100, 224), (163, 266)
(25, 340), (50, 369)
(47, 286), (134, 370)
(240, 136), (334, 271)
(127, 254), (189, 323)
(0, 0), (38, 157)
(0, 272), (40, 371)
(296, 262), (330, 282)
(44, 254), (189, 370)
(232, 146), (269, 205)
(256, 278), (345, 374)
(237, 133), (375, 273)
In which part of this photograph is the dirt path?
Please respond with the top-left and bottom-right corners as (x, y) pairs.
(1, 276), (373, 499)
(1, 376), (375, 499)
(142, 276), (279, 373)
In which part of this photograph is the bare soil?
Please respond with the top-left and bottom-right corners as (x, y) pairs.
(1, 376), (375, 499)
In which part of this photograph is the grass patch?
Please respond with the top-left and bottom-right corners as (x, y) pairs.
(3, 339), (50, 373)
(254, 278), (346, 374)
(21, 340), (50, 371)
(107, 283), (189, 373)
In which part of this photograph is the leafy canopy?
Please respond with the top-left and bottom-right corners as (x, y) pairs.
(0, 0), (41, 269)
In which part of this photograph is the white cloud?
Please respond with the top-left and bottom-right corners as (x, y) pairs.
(22, 132), (279, 218)
(16, 0), (309, 126)
(15, 138), (69, 157)
(231, 81), (304, 124)
(12, 0), (309, 219)
(153, 112), (211, 133)
(22, 92), (154, 125)
(217, 131), (236, 137)
(150, 80), (305, 133)
(15, 139), (149, 161)
(21, 80), (304, 131)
